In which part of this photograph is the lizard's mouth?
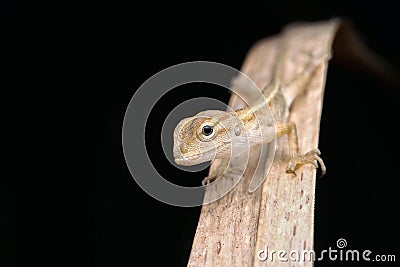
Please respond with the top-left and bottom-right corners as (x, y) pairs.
(174, 143), (231, 166)
(174, 154), (202, 165)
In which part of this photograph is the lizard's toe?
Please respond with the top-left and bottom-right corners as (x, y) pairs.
(202, 175), (216, 186)
(286, 160), (297, 176)
(286, 149), (326, 176)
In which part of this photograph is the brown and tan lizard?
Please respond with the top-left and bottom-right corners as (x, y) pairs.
(173, 38), (327, 186)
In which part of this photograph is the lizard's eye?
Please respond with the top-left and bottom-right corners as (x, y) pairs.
(197, 122), (216, 141)
(202, 125), (214, 136)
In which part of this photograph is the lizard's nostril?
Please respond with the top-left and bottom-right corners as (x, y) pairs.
(180, 144), (188, 154)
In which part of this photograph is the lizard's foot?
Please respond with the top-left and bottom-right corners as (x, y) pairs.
(202, 169), (243, 185)
(286, 148), (326, 176)
(202, 175), (217, 186)
(202, 168), (244, 185)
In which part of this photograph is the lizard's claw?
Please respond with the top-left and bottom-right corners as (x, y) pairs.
(202, 175), (217, 186)
(286, 148), (326, 176)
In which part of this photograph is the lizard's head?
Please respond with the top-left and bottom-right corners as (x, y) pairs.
(173, 110), (245, 166)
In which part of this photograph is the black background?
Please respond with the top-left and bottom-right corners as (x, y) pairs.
(3, 1), (400, 266)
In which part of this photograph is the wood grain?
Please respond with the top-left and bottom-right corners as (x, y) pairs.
(188, 19), (390, 266)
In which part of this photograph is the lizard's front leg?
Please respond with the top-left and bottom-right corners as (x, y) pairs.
(201, 158), (229, 185)
(202, 157), (244, 185)
(275, 122), (326, 175)
(202, 158), (229, 185)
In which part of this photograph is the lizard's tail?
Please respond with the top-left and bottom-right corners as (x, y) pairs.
(283, 54), (330, 108)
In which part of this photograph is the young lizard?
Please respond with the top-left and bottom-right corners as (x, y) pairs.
(173, 44), (327, 186)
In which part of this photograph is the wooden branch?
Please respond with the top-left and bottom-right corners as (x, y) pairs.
(188, 19), (391, 266)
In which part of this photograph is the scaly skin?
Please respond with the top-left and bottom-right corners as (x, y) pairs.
(173, 50), (327, 185)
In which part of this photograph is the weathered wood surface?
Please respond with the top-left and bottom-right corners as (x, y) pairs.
(188, 19), (392, 266)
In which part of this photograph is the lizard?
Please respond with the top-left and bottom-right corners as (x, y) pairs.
(173, 41), (327, 186)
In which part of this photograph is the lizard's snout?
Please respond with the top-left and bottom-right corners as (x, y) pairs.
(173, 141), (201, 166)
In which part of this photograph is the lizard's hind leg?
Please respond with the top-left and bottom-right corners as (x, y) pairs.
(275, 122), (326, 175)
